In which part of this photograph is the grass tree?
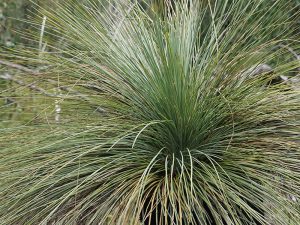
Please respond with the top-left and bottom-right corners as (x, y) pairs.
(0, 0), (299, 224)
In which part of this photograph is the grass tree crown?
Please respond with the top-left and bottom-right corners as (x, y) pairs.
(0, 0), (299, 224)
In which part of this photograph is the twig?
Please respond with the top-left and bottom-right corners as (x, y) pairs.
(0, 59), (38, 74)
(0, 73), (56, 97)
(0, 73), (106, 113)
(1, 73), (88, 99)
(39, 16), (47, 52)
(278, 44), (300, 72)
(250, 64), (273, 76)
(46, 79), (91, 101)
(278, 44), (300, 60)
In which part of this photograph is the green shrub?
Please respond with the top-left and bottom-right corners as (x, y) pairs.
(0, 0), (299, 224)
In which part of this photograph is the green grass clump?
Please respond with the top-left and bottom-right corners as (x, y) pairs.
(0, 0), (299, 224)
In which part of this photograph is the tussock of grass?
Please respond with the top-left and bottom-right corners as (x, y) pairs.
(0, 0), (299, 224)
